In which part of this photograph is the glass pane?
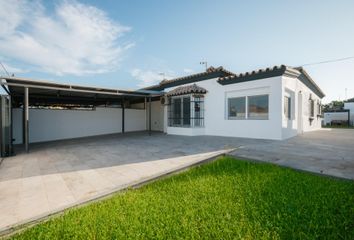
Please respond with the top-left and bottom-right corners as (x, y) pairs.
(172, 98), (181, 125)
(228, 97), (246, 119)
(194, 102), (200, 126)
(183, 97), (190, 126)
(248, 95), (269, 119)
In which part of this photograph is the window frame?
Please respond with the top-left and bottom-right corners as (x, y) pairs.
(247, 94), (269, 120)
(227, 94), (269, 120)
(168, 94), (204, 128)
(227, 96), (246, 120)
(317, 100), (321, 116)
(309, 99), (315, 118)
(284, 96), (291, 120)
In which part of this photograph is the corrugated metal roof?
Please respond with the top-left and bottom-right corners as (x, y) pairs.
(0, 76), (162, 107)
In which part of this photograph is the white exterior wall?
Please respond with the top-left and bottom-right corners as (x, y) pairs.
(164, 75), (323, 140)
(344, 102), (354, 125)
(167, 127), (205, 136)
(13, 107), (145, 144)
(148, 101), (164, 131)
(344, 102), (354, 112)
(323, 112), (350, 125)
(281, 76), (323, 139)
(131, 100), (164, 132)
(165, 76), (284, 140)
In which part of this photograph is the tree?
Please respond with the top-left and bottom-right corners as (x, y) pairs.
(322, 100), (344, 112)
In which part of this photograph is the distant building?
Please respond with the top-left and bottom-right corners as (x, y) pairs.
(323, 98), (354, 126)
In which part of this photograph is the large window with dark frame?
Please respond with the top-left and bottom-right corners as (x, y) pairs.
(168, 95), (204, 127)
(248, 95), (269, 119)
(228, 97), (246, 119)
(227, 94), (269, 120)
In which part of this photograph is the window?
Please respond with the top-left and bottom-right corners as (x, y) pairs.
(228, 97), (246, 119)
(309, 99), (315, 118)
(168, 95), (204, 127)
(182, 97), (191, 125)
(317, 100), (321, 115)
(248, 95), (269, 119)
(284, 96), (291, 119)
(172, 98), (181, 125)
(227, 94), (269, 120)
(193, 96), (204, 127)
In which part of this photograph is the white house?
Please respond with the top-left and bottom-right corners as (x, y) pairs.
(146, 65), (325, 140)
(0, 64), (325, 156)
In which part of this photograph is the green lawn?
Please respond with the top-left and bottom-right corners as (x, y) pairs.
(10, 157), (354, 240)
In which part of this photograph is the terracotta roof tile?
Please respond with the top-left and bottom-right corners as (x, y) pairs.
(166, 84), (207, 96)
(144, 66), (234, 90)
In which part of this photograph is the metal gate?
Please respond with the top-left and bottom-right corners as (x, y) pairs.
(0, 95), (12, 157)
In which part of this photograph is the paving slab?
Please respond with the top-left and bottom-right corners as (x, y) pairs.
(0, 133), (233, 233)
(231, 129), (354, 179)
(1, 129), (353, 234)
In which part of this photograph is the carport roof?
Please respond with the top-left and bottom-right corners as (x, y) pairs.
(1, 76), (163, 107)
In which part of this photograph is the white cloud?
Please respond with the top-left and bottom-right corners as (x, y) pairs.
(131, 69), (175, 88)
(0, 62), (26, 75)
(0, 0), (132, 75)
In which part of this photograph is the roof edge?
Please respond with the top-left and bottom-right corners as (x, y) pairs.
(295, 67), (325, 98)
(217, 65), (325, 99)
(144, 66), (234, 91)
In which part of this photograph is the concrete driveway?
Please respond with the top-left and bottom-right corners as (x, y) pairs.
(0, 132), (234, 233)
(232, 128), (354, 180)
(0, 129), (353, 234)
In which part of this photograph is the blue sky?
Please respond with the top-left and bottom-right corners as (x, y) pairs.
(0, 0), (354, 102)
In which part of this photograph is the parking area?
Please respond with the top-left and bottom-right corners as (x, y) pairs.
(0, 129), (353, 233)
(0, 132), (234, 233)
(232, 128), (354, 180)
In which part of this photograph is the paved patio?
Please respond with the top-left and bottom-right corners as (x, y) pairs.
(232, 128), (354, 180)
(0, 132), (235, 233)
(1, 129), (353, 233)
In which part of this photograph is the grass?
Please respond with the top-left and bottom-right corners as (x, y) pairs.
(9, 157), (354, 240)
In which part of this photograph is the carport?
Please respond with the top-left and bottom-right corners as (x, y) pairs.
(0, 76), (162, 156)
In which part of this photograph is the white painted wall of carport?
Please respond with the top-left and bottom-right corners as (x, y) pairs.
(12, 107), (146, 144)
(131, 101), (164, 132)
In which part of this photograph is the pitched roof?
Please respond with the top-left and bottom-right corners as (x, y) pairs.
(144, 64), (325, 99)
(218, 65), (325, 98)
(166, 84), (207, 96)
(144, 66), (234, 91)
